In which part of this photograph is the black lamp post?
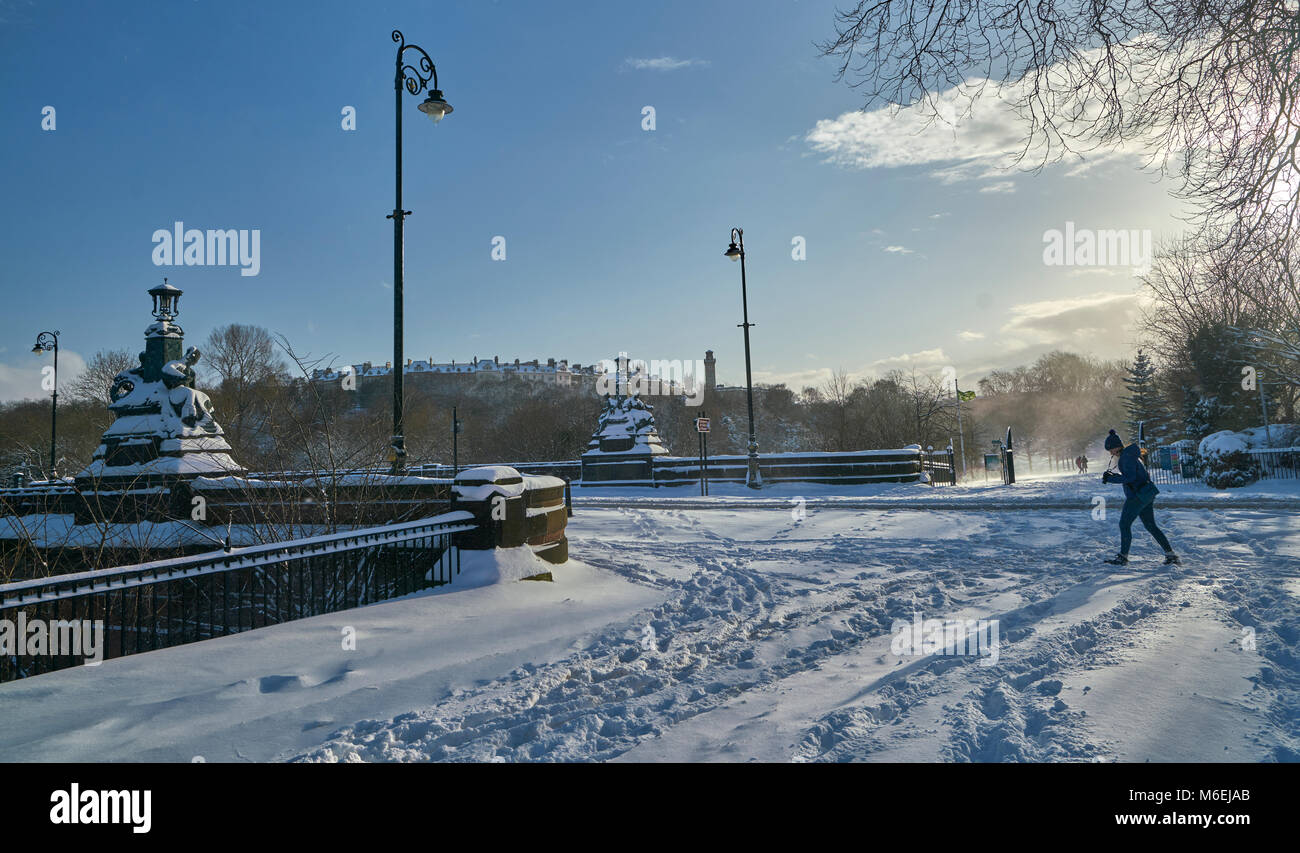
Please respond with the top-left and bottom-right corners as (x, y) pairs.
(31, 330), (60, 479)
(388, 29), (452, 473)
(723, 228), (762, 489)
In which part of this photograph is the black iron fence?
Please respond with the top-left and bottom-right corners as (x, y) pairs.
(0, 511), (475, 683)
(1145, 443), (1300, 486)
(920, 446), (958, 486)
(1247, 447), (1300, 480)
(1145, 444), (1198, 486)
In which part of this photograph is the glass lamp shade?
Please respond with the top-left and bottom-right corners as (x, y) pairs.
(419, 91), (453, 124)
(148, 280), (183, 319)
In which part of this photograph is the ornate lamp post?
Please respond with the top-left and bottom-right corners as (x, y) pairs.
(723, 228), (762, 489)
(388, 29), (452, 473)
(31, 330), (60, 479)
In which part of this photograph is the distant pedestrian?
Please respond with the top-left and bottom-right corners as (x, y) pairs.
(1081, 454), (1089, 473)
(1100, 429), (1179, 566)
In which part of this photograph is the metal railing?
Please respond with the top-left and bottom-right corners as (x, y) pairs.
(1145, 445), (1198, 486)
(1146, 444), (1300, 485)
(0, 511), (476, 683)
(1245, 446), (1300, 480)
(920, 447), (958, 486)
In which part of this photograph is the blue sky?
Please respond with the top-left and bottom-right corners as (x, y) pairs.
(0, 0), (1189, 401)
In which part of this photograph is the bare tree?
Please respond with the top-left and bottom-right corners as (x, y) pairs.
(1140, 219), (1300, 423)
(203, 324), (287, 449)
(900, 368), (954, 449)
(820, 368), (857, 450)
(817, 1), (1300, 253)
(66, 349), (135, 405)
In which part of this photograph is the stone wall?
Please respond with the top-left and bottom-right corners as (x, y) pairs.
(0, 468), (571, 575)
(581, 448), (928, 486)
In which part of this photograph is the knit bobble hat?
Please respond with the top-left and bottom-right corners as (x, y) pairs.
(1104, 429), (1123, 450)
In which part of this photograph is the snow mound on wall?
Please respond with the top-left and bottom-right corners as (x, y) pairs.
(1198, 430), (1249, 458)
(441, 546), (553, 590)
(1238, 424), (1300, 448)
(455, 465), (523, 483)
(1199, 425), (1299, 458)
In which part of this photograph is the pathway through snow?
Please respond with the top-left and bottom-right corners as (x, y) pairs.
(298, 498), (1298, 762)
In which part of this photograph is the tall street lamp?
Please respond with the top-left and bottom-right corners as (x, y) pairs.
(388, 28), (452, 473)
(723, 228), (762, 489)
(31, 330), (60, 479)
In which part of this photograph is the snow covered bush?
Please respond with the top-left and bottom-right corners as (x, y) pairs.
(1198, 431), (1260, 488)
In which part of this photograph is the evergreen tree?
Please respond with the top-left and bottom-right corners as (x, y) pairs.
(1186, 324), (1256, 432)
(1122, 350), (1169, 443)
(1180, 385), (1216, 442)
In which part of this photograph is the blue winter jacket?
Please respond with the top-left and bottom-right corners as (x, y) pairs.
(1108, 444), (1156, 500)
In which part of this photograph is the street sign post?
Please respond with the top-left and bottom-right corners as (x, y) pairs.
(695, 415), (710, 495)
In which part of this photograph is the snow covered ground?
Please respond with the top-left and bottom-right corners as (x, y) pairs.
(2, 472), (1297, 762)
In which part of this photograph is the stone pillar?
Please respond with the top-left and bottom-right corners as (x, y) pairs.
(452, 466), (569, 565)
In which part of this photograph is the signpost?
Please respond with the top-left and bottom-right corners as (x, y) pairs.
(983, 452), (999, 483)
(695, 414), (710, 496)
(452, 406), (462, 477)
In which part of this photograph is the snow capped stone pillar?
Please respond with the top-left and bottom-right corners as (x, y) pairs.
(452, 466), (568, 566)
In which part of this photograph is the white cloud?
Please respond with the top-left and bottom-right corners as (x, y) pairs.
(999, 291), (1142, 349)
(757, 347), (951, 389)
(804, 73), (1145, 189)
(883, 245), (914, 254)
(1067, 267), (1129, 277)
(871, 347), (950, 370)
(754, 291), (1147, 392)
(979, 181), (1016, 194)
(0, 350), (88, 403)
(805, 82), (1028, 180)
(817, 291), (1146, 392)
(621, 57), (709, 72)
(753, 366), (835, 389)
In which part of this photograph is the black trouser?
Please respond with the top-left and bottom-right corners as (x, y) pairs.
(1119, 482), (1172, 555)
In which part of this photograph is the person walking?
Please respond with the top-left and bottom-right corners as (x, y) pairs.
(1101, 429), (1179, 565)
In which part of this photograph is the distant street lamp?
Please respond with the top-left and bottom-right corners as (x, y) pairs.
(388, 29), (452, 473)
(723, 228), (762, 489)
(31, 330), (60, 479)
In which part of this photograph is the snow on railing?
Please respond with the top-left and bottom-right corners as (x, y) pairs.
(0, 510), (481, 682)
(0, 510), (475, 607)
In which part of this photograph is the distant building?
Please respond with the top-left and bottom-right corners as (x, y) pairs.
(311, 355), (603, 387)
